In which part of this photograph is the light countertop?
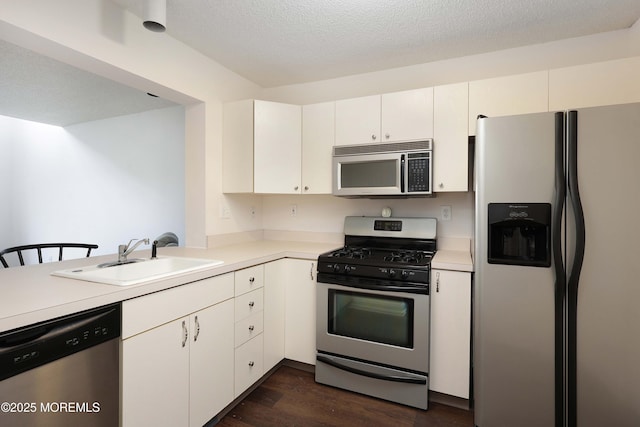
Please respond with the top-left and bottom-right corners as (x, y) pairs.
(1, 240), (473, 333)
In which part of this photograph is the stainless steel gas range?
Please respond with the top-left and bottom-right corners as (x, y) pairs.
(315, 216), (436, 410)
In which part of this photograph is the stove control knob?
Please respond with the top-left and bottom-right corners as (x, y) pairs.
(333, 264), (341, 273)
(388, 269), (396, 278)
(401, 270), (409, 279)
(344, 265), (352, 273)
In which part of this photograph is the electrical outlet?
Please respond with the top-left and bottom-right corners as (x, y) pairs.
(441, 205), (452, 221)
(220, 203), (231, 219)
(290, 204), (297, 217)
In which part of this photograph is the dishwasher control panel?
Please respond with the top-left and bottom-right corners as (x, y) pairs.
(0, 303), (121, 381)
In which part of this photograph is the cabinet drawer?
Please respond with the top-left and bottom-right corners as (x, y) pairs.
(234, 265), (264, 296)
(234, 334), (264, 398)
(235, 312), (264, 347)
(234, 288), (264, 322)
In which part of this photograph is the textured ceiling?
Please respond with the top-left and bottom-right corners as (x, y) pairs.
(113, 0), (640, 87)
(0, 40), (177, 127)
(2, 0), (640, 126)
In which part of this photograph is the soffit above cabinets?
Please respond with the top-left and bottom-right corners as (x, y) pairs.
(0, 39), (178, 127)
(112, 0), (640, 87)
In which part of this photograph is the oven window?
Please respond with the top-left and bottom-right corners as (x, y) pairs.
(340, 160), (397, 188)
(328, 289), (414, 348)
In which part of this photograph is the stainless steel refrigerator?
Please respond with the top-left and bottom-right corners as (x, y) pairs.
(474, 103), (640, 427)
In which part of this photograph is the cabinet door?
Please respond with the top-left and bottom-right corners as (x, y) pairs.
(254, 100), (302, 194)
(335, 95), (381, 146)
(122, 317), (190, 427)
(302, 102), (334, 194)
(429, 270), (471, 398)
(222, 99), (254, 193)
(381, 88), (434, 142)
(549, 56), (640, 110)
(469, 71), (549, 135)
(264, 260), (286, 371)
(433, 82), (469, 192)
(284, 259), (317, 365)
(190, 300), (234, 427)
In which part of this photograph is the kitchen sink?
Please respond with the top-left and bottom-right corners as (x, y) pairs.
(51, 256), (224, 286)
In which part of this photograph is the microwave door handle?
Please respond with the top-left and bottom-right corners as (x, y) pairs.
(400, 154), (405, 192)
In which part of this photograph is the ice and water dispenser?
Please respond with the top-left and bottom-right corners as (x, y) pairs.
(488, 203), (551, 267)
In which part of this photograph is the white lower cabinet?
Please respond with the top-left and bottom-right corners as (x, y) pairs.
(429, 269), (471, 399)
(121, 273), (235, 427)
(122, 316), (190, 427)
(233, 264), (265, 398)
(234, 334), (265, 396)
(284, 258), (317, 365)
(189, 300), (234, 427)
(264, 260), (286, 371)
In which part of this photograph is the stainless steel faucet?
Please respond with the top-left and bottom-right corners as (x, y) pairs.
(118, 238), (150, 263)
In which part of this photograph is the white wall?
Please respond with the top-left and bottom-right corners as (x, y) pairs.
(0, 0), (262, 247)
(0, 106), (185, 259)
(262, 193), (473, 239)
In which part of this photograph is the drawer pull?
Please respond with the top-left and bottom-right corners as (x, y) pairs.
(248, 325), (255, 331)
(249, 277), (255, 284)
(248, 361), (255, 367)
(248, 301), (255, 308)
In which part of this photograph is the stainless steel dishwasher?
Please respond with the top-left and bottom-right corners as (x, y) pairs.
(0, 303), (120, 427)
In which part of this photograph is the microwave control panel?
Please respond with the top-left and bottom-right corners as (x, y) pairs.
(406, 152), (431, 193)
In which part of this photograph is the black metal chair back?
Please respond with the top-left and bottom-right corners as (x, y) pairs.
(0, 243), (98, 268)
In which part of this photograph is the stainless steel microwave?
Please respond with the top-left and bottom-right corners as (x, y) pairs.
(332, 140), (433, 197)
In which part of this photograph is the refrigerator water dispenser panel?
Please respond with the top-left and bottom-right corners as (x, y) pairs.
(488, 203), (551, 267)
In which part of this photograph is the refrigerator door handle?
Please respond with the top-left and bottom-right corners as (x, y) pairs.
(553, 111), (567, 427)
(567, 110), (586, 427)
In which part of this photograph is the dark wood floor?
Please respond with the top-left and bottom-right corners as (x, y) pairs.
(216, 366), (474, 427)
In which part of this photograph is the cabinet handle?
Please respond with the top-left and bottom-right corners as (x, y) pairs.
(310, 262), (315, 281)
(439, 183), (444, 189)
(385, 133), (390, 139)
(249, 277), (255, 284)
(193, 315), (200, 342)
(248, 301), (255, 308)
(304, 186), (309, 191)
(248, 361), (255, 367)
(248, 325), (255, 331)
(371, 134), (377, 140)
(436, 272), (440, 293)
(294, 186), (299, 191)
(181, 320), (188, 348)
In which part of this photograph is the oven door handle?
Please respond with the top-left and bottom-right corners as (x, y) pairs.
(317, 354), (427, 385)
(317, 274), (428, 294)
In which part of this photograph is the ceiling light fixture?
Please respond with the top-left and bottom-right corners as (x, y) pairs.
(143, 0), (166, 32)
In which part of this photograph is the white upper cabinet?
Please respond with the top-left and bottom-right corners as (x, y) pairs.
(549, 56), (640, 110)
(222, 99), (254, 193)
(468, 71), (549, 135)
(222, 100), (302, 194)
(335, 94), (381, 146)
(433, 82), (469, 192)
(335, 88), (434, 146)
(381, 88), (434, 143)
(301, 102), (334, 194)
(254, 100), (302, 194)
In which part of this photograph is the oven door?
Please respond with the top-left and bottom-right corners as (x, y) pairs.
(316, 278), (429, 374)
